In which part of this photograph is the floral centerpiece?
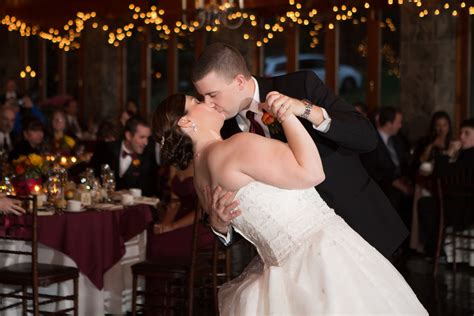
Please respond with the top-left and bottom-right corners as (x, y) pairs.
(51, 135), (76, 156)
(11, 154), (46, 195)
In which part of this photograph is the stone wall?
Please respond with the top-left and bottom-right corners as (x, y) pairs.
(400, 4), (456, 143)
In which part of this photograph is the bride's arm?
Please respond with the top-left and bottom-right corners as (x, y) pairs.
(220, 115), (325, 190)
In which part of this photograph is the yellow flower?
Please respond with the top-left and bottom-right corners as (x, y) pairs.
(28, 153), (43, 167)
(64, 136), (76, 148)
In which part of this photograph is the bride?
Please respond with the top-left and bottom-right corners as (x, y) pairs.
(152, 93), (427, 315)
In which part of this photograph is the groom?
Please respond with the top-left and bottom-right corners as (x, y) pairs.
(192, 42), (408, 257)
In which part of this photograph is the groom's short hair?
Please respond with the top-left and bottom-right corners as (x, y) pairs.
(191, 42), (251, 83)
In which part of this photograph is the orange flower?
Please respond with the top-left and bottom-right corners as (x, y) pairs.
(262, 112), (276, 126)
(132, 158), (141, 167)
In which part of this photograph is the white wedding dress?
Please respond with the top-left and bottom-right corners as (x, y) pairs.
(219, 181), (427, 315)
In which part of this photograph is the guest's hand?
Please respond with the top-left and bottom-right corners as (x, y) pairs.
(392, 178), (414, 195)
(203, 186), (240, 234)
(153, 223), (175, 234)
(0, 197), (25, 215)
(446, 140), (462, 157)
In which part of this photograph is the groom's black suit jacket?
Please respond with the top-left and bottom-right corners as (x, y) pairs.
(221, 71), (408, 257)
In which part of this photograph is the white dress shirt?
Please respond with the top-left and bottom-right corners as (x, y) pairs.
(0, 132), (11, 151)
(119, 142), (133, 178)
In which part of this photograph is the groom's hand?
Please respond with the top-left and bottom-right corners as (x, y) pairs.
(265, 91), (301, 122)
(204, 186), (241, 234)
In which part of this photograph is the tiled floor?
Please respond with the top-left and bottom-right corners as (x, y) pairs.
(398, 253), (474, 316)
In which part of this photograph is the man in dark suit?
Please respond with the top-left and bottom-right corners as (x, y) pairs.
(0, 106), (16, 154)
(192, 42), (407, 258)
(360, 107), (413, 227)
(90, 117), (158, 197)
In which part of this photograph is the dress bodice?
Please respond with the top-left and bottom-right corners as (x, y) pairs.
(232, 181), (339, 266)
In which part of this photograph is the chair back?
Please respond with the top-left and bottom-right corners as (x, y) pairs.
(0, 195), (40, 311)
(435, 167), (474, 230)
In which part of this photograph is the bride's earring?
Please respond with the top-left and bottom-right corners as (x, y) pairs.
(192, 123), (198, 132)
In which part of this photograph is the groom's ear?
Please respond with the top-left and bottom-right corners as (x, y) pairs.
(235, 74), (246, 90)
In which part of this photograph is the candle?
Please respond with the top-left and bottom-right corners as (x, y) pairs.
(196, 0), (204, 9)
(239, 0), (244, 9)
(33, 185), (41, 195)
(182, 0), (187, 11)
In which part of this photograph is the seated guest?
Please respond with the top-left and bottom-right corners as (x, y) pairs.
(145, 163), (213, 305)
(9, 118), (45, 161)
(90, 117), (158, 196)
(13, 95), (46, 136)
(0, 78), (22, 105)
(47, 110), (77, 156)
(418, 118), (474, 258)
(64, 98), (83, 140)
(412, 111), (453, 171)
(360, 106), (413, 227)
(148, 164), (213, 259)
(0, 106), (17, 154)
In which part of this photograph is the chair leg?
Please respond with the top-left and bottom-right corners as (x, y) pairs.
(453, 232), (457, 274)
(434, 223), (445, 275)
(73, 277), (79, 316)
(132, 274), (138, 316)
(21, 286), (27, 316)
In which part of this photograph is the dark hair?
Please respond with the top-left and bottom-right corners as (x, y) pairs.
(24, 118), (44, 132)
(427, 111), (452, 148)
(377, 106), (402, 127)
(191, 42), (251, 83)
(97, 118), (122, 141)
(124, 116), (150, 135)
(152, 94), (194, 170)
(460, 118), (474, 129)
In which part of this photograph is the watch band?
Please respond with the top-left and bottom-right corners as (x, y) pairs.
(300, 99), (313, 119)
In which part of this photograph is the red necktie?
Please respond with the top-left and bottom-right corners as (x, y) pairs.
(246, 111), (265, 136)
(122, 151), (136, 159)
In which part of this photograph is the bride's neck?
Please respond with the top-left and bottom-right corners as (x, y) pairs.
(193, 130), (222, 157)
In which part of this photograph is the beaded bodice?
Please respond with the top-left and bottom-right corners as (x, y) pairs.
(232, 181), (339, 266)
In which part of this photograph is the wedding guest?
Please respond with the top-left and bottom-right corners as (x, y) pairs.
(361, 106), (413, 228)
(0, 197), (25, 215)
(64, 98), (83, 139)
(0, 106), (16, 153)
(413, 111), (453, 170)
(47, 110), (76, 156)
(0, 78), (22, 105)
(418, 118), (474, 258)
(90, 117), (158, 196)
(13, 95), (46, 136)
(9, 118), (45, 161)
(148, 164), (213, 258)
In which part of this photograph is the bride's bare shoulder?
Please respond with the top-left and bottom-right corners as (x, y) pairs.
(208, 133), (258, 159)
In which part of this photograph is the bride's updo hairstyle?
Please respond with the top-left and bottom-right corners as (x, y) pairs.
(152, 94), (194, 170)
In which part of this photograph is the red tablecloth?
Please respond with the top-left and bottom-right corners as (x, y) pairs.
(2, 204), (153, 289)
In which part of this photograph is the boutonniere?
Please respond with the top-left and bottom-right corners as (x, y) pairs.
(262, 111), (282, 135)
(132, 158), (141, 167)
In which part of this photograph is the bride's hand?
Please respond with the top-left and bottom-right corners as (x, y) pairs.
(265, 91), (303, 123)
(204, 186), (241, 234)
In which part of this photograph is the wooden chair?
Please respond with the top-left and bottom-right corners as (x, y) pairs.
(131, 208), (232, 316)
(0, 195), (80, 315)
(433, 168), (474, 275)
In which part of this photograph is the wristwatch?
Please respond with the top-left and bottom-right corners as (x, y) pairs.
(300, 99), (313, 119)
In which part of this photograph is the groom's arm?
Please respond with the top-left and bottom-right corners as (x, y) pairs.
(201, 186), (241, 247)
(301, 71), (378, 153)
